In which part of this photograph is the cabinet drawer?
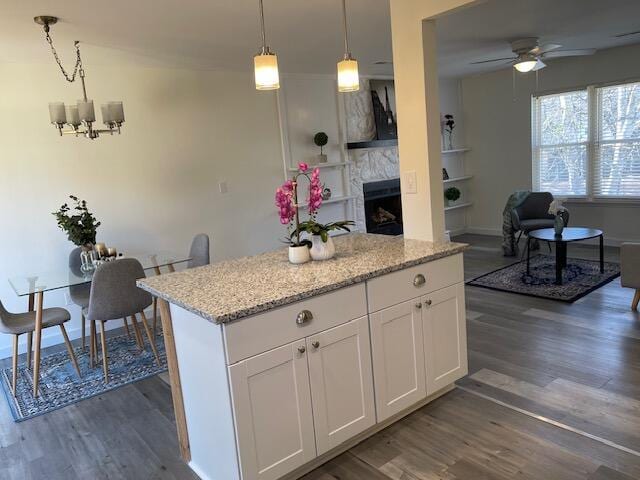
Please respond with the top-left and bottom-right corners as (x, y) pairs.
(366, 254), (463, 312)
(224, 284), (367, 364)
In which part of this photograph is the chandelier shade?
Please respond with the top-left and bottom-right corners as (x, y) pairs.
(337, 0), (359, 93)
(254, 51), (280, 90)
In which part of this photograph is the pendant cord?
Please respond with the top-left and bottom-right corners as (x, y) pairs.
(259, 0), (267, 50)
(342, 0), (350, 58)
(43, 24), (83, 83)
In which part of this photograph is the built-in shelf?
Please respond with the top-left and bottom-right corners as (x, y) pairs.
(287, 162), (349, 172)
(346, 139), (398, 150)
(298, 195), (355, 209)
(444, 202), (473, 212)
(441, 148), (470, 154)
(443, 175), (473, 184)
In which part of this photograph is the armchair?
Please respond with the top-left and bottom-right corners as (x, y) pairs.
(621, 243), (640, 311)
(511, 192), (569, 255)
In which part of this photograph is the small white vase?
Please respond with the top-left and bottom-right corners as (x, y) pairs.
(318, 153), (328, 164)
(288, 245), (310, 264)
(310, 235), (336, 261)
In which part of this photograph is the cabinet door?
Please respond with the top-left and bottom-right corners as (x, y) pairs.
(307, 316), (376, 455)
(370, 300), (426, 421)
(423, 283), (468, 394)
(229, 341), (316, 480)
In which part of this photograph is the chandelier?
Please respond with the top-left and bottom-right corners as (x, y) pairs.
(35, 16), (125, 140)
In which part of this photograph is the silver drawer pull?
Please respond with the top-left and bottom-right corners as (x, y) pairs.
(415, 302), (422, 309)
(312, 341), (320, 349)
(413, 274), (426, 287)
(298, 346), (306, 354)
(424, 299), (432, 306)
(296, 310), (313, 325)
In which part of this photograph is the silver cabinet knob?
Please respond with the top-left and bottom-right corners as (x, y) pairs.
(413, 274), (426, 287)
(312, 341), (320, 349)
(296, 310), (313, 325)
(415, 302), (422, 309)
(424, 299), (432, 306)
(298, 346), (306, 354)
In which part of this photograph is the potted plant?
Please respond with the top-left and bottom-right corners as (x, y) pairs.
(314, 132), (329, 163)
(444, 186), (461, 207)
(275, 163), (323, 264)
(443, 114), (455, 150)
(292, 220), (354, 261)
(52, 195), (101, 250)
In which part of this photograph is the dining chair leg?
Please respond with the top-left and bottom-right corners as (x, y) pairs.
(99, 321), (109, 383)
(93, 321), (99, 365)
(89, 320), (96, 367)
(139, 311), (161, 364)
(12, 335), (19, 396)
(59, 324), (81, 378)
(632, 289), (640, 311)
(130, 314), (145, 351)
(153, 298), (158, 337)
(32, 291), (44, 398)
(81, 313), (86, 351)
(123, 317), (131, 338)
(26, 332), (32, 370)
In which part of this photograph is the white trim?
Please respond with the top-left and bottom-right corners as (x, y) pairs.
(463, 227), (633, 247)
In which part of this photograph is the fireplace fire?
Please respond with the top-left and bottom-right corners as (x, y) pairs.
(363, 179), (403, 235)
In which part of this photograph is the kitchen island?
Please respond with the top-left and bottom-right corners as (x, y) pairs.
(138, 233), (469, 480)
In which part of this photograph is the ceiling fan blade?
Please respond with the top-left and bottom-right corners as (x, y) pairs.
(532, 59), (546, 71)
(469, 57), (515, 65)
(614, 30), (640, 38)
(530, 43), (562, 55)
(542, 48), (596, 58)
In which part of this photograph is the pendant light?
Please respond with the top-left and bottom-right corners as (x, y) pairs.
(254, 0), (279, 90)
(337, 0), (359, 92)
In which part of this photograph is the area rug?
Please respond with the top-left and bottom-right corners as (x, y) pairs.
(0, 332), (167, 422)
(466, 254), (620, 303)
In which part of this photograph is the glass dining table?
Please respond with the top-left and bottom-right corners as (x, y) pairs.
(7, 251), (191, 397)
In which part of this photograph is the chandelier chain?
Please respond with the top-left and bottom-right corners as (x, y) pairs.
(44, 29), (83, 83)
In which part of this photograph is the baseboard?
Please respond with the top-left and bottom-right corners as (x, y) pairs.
(464, 227), (634, 247)
(465, 226), (502, 237)
(0, 306), (156, 360)
(447, 227), (468, 237)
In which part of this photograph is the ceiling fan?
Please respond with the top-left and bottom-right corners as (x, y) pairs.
(470, 37), (596, 73)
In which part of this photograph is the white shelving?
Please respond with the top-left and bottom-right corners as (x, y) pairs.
(298, 195), (355, 209)
(443, 175), (473, 184)
(287, 162), (349, 173)
(444, 202), (473, 212)
(441, 148), (470, 154)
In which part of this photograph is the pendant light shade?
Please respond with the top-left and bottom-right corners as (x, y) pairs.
(254, 50), (280, 90)
(255, 0), (279, 91)
(337, 0), (359, 92)
(337, 57), (359, 92)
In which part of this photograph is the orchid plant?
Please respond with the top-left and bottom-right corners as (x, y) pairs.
(275, 162), (324, 247)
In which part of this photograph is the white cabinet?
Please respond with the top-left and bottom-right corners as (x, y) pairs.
(423, 283), (468, 394)
(307, 316), (376, 454)
(370, 300), (427, 421)
(229, 341), (316, 480)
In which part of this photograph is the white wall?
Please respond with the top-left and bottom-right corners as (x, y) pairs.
(0, 60), (285, 358)
(462, 43), (640, 243)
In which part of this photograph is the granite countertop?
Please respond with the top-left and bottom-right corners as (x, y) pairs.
(137, 233), (468, 324)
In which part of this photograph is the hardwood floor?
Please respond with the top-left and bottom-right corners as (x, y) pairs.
(1, 234), (638, 479)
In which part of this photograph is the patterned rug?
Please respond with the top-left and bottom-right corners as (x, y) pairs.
(467, 254), (620, 302)
(0, 331), (167, 422)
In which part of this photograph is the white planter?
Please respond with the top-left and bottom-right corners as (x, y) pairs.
(288, 245), (310, 264)
(317, 154), (328, 164)
(310, 235), (336, 261)
(447, 199), (458, 207)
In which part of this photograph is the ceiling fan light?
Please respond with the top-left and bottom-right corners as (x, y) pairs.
(254, 51), (280, 91)
(337, 57), (359, 92)
(514, 59), (537, 73)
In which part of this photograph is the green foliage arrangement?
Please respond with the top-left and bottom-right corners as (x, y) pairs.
(291, 220), (354, 243)
(313, 132), (329, 154)
(52, 195), (101, 247)
(444, 186), (461, 202)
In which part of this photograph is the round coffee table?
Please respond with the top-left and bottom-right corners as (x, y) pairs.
(527, 227), (604, 285)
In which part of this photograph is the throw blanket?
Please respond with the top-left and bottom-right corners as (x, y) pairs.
(502, 191), (530, 256)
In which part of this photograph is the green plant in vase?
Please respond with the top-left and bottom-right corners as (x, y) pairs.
(444, 186), (461, 207)
(52, 195), (101, 250)
(313, 132), (329, 163)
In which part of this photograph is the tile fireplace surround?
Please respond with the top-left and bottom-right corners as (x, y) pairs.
(345, 79), (400, 232)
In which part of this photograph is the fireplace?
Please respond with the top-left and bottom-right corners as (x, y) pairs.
(363, 179), (403, 236)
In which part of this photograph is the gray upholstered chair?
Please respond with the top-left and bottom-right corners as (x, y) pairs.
(69, 248), (132, 350)
(0, 301), (80, 396)
(621, 243), (640, 311)
(511, 192), (569, 256)
(188, 233), (210, 269)
(85, 259), (160, 382)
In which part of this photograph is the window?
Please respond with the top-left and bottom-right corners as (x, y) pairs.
(532, 80), (640, 199)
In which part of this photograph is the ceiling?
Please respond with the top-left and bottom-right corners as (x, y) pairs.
(1, 0), (639, 78)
